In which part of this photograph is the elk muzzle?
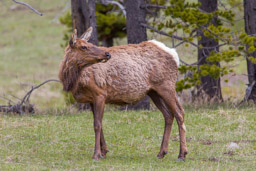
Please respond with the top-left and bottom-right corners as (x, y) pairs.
(105, 52), (111, 59)
(98, 52), (111, 63)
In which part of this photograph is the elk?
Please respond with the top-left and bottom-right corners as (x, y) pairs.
(59, 27), (187, 161)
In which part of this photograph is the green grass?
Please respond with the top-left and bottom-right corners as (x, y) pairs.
(0, 0), (66, 108)
(1, 107), (256, 170)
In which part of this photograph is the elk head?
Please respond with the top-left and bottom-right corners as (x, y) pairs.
(67, 27), (111, 68)
(60, 27), (111, 92)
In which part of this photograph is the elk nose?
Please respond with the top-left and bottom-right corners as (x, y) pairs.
(105, 52), (111, 59)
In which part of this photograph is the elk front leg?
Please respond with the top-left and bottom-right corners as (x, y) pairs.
(100, 128), (108, 157)
(91, 104), (108, 158)
(92, 96), (106, 160)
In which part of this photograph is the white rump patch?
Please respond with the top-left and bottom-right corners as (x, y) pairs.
(149, 40), (179, 66)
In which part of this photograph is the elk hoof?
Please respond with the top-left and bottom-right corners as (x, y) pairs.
(92, 153), (102, 161)
(157, 151), (168, 159)
(92, 157), (99, 161)
(177, 158), (185, 162)
(101, 149), (109, 157)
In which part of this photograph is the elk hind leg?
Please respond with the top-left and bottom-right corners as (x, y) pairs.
(148, 90), (174, 159)
(154, 86), (188, 161)
(175, 97), (188, 161)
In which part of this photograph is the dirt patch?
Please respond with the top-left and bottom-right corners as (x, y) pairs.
(198, 139), (256, 145)
(208, 157), (221, 162)
(188, 157), (242, 162)
(201, 139), (213, 145)
(170, 136), (256, 145)
(233, 140), (256, 143)
(10, 5), (28, 11)
(208, 157), (241, 162)
(224, 150), (235, 156)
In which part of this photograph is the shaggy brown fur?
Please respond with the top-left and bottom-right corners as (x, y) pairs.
(58, 28), (187, 161)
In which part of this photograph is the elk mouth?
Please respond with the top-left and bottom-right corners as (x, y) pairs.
(98, 58), (109, 63)
(98, 52), (111, 63)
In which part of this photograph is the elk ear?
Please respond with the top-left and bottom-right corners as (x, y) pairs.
(69, 37), (74, 48)
(80, 27), (93, 41)
(71, 29), (77, 45)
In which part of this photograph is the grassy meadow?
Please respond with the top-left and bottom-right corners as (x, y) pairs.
(0, 0), (66, 109)
(1, 106), (256, 170)
(0, 0), (256, 170)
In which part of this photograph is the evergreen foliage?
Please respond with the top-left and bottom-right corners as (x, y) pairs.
(96, 4), (126, 42)
(59, 11), (73, 48)
(151, 0), (256, 92)
(59, 2), (126, 47)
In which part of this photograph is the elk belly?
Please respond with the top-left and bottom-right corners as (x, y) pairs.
(91, 59), (150, 104)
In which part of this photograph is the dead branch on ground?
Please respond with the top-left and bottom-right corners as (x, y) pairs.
(13, 0), (43, 16)
(238, 80), (256, 106)
(0, 79), (60, 114)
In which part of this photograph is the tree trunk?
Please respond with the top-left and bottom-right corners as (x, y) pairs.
(126, 0), (147, 43)
(71, 0), (98, 45)
(88, 0), (98, 45)
(124, 0), (150, 110)
(71, 0), (98, 110)
(197, 0), (223, 102)
(102, 37), (114, 47)
(244, 0), (256, 102)
(71, 0), (88, 37)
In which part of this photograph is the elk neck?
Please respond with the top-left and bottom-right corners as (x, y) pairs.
(59, 48), (92, 92)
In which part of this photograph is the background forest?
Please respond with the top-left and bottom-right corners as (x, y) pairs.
(0, 0), (254, 108)
(0, 0), (254, 109)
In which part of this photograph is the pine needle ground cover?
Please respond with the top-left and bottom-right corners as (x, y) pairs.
(1, 107), (255, 170)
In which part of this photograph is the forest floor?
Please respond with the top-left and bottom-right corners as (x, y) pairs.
(1, 106), (256, 170)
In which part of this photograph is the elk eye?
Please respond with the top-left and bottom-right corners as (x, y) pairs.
(81, 46), (87, 50)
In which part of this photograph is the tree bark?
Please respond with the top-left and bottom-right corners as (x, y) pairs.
(71, 0), (98, 45)
(71, 0), (88, 37)
(102, 37), (114, 47)
(88, 0), (98, 45)
(126, 0), (147, 43)
(244, 0), (256, 101)
(197, 0), (223, 102)
(124, 0), (150, 110)
(71, 0), (98, 110)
